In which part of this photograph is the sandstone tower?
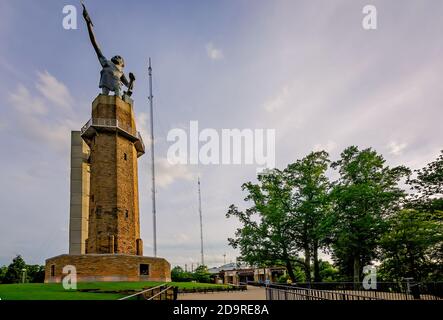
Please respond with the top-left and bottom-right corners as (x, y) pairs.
(45, 95), (171, 283)
(81, 95), (144, 256)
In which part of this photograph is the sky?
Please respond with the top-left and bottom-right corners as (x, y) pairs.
(0, 0), (443, 268)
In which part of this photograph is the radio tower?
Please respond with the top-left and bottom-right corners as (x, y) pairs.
(198, 177), (204, 266)
(148, 58), (157, 257)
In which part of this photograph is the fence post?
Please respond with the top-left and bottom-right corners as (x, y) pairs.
(173, 287), (178, 300)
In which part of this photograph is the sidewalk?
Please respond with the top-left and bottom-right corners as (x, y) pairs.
(178, 285), (266, 300)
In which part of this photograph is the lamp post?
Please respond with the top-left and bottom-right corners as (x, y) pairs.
(21, 268), (26, 284)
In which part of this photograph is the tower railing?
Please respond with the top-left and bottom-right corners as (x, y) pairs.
(81, 118), (137, 137)
(81, 117), (145, 156)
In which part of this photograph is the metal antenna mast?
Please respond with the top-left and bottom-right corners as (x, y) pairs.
(198, 177), (204, 266)
(148, 58), (157, 257)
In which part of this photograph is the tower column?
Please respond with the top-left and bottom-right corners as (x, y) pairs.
(81, 94), (145, 255)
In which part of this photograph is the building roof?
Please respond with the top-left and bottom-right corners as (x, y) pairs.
(208, 262), (238, 274)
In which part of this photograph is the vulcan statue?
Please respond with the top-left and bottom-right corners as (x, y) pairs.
(82, 4), (135, 97)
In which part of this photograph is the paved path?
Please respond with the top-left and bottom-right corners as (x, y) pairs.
(178, 286), (266, 300)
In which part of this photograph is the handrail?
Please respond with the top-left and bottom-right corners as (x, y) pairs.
(81, 118), (136, 137)
(146, 286), (173, 300)
(118, 284), (166, 300)
(268, 287), (327, 300)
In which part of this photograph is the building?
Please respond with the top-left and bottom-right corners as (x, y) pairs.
(209, 263), (287, 285)
(45, 94), (171, 283)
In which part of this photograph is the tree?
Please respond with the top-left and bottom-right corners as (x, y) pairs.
(193, 265), (211, 283)
(26, 265), (45, 283)
(171, 266), (193, 282)
(3, 255), (27, 284)
(407, 150), (443, 212)
(227, 169), (303, 282)
(0, 265), (7, 284)
(318, 260), (340, 282)
(285, 151), (331, 282)
(379, 209), (443, 282)
(330, 146), (410, 283)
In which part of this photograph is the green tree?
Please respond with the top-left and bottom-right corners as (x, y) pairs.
(171, 266), (193, 282)
(227, 169), (303, 282)
(318, 260), (340, 282)
(330, 146), (409, 283)
(193, 265), (211, 283)
(26, 265), (45, 283)
(286, 151), (331, 282)
(0, 265), (7, 283)
(379, 209), (443, 282)
(407, 150), (443, 212)
(3, 255), (27, 284)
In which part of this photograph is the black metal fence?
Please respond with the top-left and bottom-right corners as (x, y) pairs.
(291, 281), (443, 300)
(250, 281), (443, 301)
(178, 284), (247, 294)
(265, 283), (381, 300)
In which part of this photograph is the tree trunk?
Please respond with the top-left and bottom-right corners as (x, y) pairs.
(313, 241), (321, 282)
(285, 260), (296, 282)
(304, 245), (312, 285)
(353, 255), (360, 289)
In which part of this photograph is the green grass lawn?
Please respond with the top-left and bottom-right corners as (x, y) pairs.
(0, 281), (229, 300)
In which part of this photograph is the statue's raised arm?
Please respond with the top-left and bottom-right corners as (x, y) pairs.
(82, 4), (106, 65)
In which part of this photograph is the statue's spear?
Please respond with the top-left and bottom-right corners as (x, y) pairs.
(80, 0), (94, 27)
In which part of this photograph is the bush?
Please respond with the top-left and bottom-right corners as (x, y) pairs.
(277, 274), (290, 284)
(171, 266), (194, 282)
(171, 265), (213, 283)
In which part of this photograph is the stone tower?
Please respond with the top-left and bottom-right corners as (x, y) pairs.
(45, 94), (171, 283)
(80, 94), (145, 256)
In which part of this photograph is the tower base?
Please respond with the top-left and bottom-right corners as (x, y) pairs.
(44, 254), (171, 283)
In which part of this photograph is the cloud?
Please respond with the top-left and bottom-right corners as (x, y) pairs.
(136, 112), (151, 145)
(206, 42), (224, 61)
(387, 141), (407, 156)
(136, 113), (193, 188)
(9, 84), (48, 115)
(156, 157), (193, 188)
(8, 71), (80, 152)
(35, 71), (73, 110)
(263, 85), (290, 112)
(313, 141), (337, 153)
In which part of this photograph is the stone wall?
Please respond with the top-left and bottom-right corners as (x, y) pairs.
(45, 254), (171, 283)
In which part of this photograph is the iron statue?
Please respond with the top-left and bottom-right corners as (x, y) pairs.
(82, 3), (135, 97)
